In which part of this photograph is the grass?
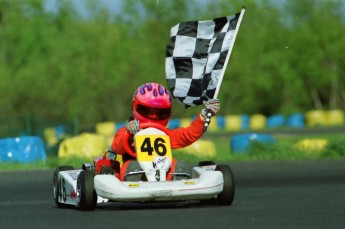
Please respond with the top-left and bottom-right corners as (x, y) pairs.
(0, 157), (88, 171)
(174, 133), (345, 162)
(1, 132), (345, 171)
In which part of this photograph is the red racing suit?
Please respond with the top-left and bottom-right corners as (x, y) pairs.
(111, 114), (205, 161)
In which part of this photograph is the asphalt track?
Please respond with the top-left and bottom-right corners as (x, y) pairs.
(0, 160), (344, 229)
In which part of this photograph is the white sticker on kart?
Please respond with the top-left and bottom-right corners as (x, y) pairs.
(153, 156), (169, 170)
(68, 172), (79, 180)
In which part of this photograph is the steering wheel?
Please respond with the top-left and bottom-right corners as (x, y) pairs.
(123, 122), (169, 158)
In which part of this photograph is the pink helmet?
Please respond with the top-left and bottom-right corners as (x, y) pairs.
(132, 83), (172, 126)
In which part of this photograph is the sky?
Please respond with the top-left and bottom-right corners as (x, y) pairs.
(44, 0), (345, 20)
(44, 0), (123, 19)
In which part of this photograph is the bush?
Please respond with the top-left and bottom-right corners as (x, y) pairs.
(320, 139), (345, 158)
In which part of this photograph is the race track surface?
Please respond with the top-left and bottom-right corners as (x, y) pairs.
(1, 160), (344, 229)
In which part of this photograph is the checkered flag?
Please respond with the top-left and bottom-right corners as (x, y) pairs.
(165, 8), (246, 107)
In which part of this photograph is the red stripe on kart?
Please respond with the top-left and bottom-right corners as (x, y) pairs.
(120, 160), (132, 181)
(166, 158), (177, 181)
(66, 191), (78, 199)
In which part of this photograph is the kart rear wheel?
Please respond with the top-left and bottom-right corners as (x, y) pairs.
(216, 164), (235, 205)
(77, 170), (97, 211)
(100, 166), (115, 175)
(197, 161), (216, 166)
(53, 165), (75, 208)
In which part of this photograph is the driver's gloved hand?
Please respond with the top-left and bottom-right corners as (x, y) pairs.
(126, 120), (140, 135)
(201, 99), (220, 121)
(107, 148), (117, 159)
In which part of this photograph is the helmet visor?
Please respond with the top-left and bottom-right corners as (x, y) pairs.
(137, 104), (171, 120)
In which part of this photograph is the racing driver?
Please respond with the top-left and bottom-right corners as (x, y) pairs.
(111, 82), (220, 180)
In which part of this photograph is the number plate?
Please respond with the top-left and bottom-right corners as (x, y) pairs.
(134, 135), (172, 162)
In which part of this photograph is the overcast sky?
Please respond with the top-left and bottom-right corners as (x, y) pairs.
(44, 0), (345, 20)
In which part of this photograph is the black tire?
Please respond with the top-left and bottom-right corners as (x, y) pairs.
(53, 165), (75, 208)
(197, 161), (216, 166)
(100, 166), (114, 175)
(216, 164), (235, 206)
(77, 170), (97, 211)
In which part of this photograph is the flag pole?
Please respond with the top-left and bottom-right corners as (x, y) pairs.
(203, 7), (246, 132)
(213, 6), (246, 99)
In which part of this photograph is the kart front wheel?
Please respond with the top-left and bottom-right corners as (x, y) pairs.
(53, 165), (75, 208)
(77, 170), (97, 211)
(216, 164), (235, 205)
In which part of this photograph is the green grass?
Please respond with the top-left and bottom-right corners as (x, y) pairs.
(175, 133), (345, 163)
(1, 133), (345, 171)
(0, 156), (89, 171)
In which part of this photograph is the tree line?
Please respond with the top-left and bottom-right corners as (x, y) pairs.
(0, 0), (344, 130)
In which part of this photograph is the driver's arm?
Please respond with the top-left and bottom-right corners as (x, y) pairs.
(166, 114), (205, 149)
(111, 126), (127, 155)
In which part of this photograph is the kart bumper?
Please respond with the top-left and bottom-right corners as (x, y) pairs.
(94, 171), (223, 202)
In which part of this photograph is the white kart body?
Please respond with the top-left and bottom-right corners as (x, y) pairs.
(55, 169), (109, 205)
(55, 165), (223, 205)
(94, 165), (223, 202)
(54, 127), (226, 207)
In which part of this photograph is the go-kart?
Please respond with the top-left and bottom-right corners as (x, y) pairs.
(53, 123), (235, 210)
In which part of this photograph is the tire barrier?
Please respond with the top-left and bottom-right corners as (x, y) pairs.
(58, 133), (108, 160)
(230, 133), (275, 154)
(44, 128), (59, 147)
(306, 110), (327, 127)
(174, 139), (216, 157)
(225, 115), (242, 131)
(94, 109), (343, 136)
(44, 125), (66, 148)
(96, 121), (116, 136)
(240, 115), (250, 130)
(326, 110), (344, 126)
(216, 116), (225, 130)
(287, 113), (305, 128)
(115, 122), (126, 131)
(294, 138), (328, 153)
(168, 119), (180, 129)
(207, 116), (221, 132)
(0, 136), (46, 163)
(267, 114), (285, 128)
(249, 114), (267, 130)
(95, 121), (116, 145)
(180, 117), (193, 128)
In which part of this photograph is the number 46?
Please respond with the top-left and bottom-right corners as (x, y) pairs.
(140, 137), (167, 156)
